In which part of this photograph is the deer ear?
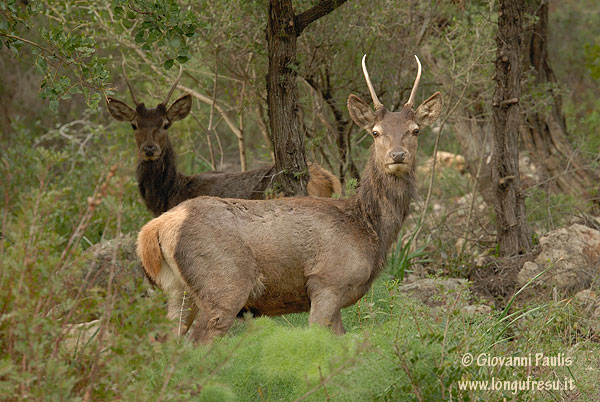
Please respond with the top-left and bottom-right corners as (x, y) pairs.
(106, 98), (135, 121)
(167, 94), (192, 122)
(415, 92), (442, 127)
(348, 94), (377, 129)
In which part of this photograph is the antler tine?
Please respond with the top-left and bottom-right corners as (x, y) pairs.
(163, 64), (183, 106)
(361, 54), (384, 110)
(405, 55), (422, 108)
(121, 61), (139, 106)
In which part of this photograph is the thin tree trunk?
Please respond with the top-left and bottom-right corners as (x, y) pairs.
(491, 0), (531, 256)
(266, 0), (348, 196)
(520, 3), (598, 197)
(267, 0), (308, 196)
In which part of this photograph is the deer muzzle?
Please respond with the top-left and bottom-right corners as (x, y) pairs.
(141, 144), (160, 161)
(385, 150), (411, 174)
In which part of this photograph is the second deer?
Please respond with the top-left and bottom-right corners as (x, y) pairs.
(106, 64), (341, 217)
(137, 55), (442, 343)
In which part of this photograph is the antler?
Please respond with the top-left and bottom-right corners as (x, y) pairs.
(121, 61), (140, 106)
(404, 55), (422, 108)
(361, 54), (384, 110)
(163, 64), (183, 106)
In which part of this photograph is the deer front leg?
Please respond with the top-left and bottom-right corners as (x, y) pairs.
(308, 288), (344, 335)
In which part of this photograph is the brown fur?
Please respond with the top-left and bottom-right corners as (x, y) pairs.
(137, 83), (443, 342)
(107, 96), (341, 216)
(307, 163), (343, 197)
(137, 218), (162, 281)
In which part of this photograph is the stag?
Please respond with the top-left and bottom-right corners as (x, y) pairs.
(106, 64), (341, 217)
(137, 55), (442, 342)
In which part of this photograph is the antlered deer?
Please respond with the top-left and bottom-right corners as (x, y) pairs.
(137, 55), (442, 342)
(106, 64), (341, 217)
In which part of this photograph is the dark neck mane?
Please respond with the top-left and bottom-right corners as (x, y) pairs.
(136, 138), (180, 216)
(353, 151), (416, 269)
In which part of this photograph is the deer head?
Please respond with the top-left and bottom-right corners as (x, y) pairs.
(348, 55), (442, 175)
(106, 63), (192, 161)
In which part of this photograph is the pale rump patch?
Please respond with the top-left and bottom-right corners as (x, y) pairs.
(137, 205), (190, 282)
(156, 260), (178, 294)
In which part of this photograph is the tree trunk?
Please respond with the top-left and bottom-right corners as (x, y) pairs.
(520, 3), (598, 197)
(491, 0), (531, 256)
(266, 0), (348, 196)
(267, 0), (307, 196)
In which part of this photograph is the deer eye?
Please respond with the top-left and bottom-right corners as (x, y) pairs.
(372, 130), (380, 138)
(163, 122), (170, 130)
(412, 128), (420, 136)
(131, 123), (137, 130)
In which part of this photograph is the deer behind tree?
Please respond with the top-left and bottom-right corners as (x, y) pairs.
(106, 64), (341, 216)
(136, 55), (442, 343)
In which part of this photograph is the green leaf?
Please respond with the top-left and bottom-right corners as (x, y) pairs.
(34, 57), (48, 74)
(163, 59), (174, 70)
(134, 30), (145, 43)
(49, 99), (59, 112)
(176, 56), (188, 64)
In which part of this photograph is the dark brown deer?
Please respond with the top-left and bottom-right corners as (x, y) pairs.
(136, 55), (442, 342)
(106, 64), (341, 217)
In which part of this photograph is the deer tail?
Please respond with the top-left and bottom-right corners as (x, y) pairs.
(308, 163), (342, 197)
(137, 218), (164, 284)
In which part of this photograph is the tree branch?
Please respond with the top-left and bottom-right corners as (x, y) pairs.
(295, 0), (349, 35)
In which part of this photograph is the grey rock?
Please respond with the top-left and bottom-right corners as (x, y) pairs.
(517, 224), (600, 292)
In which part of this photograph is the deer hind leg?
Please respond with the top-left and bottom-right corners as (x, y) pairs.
(181, 264), (257, 344)
(166, 289), (198, 337)
(172, 227), (260, 343)
(308, 288), (344, 335)
(186, 281), (252, 344)
(157, 260), (198, 338)
(186, 298), (237, 344)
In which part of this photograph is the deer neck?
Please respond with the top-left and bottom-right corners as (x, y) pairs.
(136, 137), (180, 216)
(355, 152), (416, 267)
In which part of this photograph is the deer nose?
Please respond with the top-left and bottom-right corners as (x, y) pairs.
(389, 151), (406, 163)
(143, 144), (158, 156)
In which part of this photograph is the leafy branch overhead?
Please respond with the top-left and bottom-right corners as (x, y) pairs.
(0, 0), (198, 111)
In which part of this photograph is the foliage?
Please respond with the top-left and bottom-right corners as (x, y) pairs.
(387, 231), (432, 281)
(1, 0), (600, 400)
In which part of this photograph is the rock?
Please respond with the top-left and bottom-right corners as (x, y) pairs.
(455, 194), (486, 217)
(517, 224), (600, 293)
(417, 151), (466, 176)
(519, 155), (540, 188)
(517, 261), (541, 287)
(63, 319), (104, 353)
(574, 289), (599, 306)
(80, 233), (146, 294)
(461, 304), (492, 315)
(399, 278), (469, 307)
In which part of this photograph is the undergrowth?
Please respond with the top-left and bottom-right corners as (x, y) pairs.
(1, 116), (599, 401)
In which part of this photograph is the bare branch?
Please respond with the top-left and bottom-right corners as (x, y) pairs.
(295, 0), (349, 35)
